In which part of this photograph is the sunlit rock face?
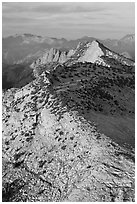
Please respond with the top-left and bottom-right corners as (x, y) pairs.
(30, 40), (134, 79)
(78, 41), (104, 63)
(31, 48), (75, 68)
(77, 40), (134, 67)
(2, 70), (135, 202)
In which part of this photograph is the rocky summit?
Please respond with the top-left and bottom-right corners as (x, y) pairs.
(2, 40), (135, 202)
(31, 40), (135, 69)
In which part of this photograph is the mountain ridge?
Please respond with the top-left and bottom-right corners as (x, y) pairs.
(2, 34), (135, 201)
(2, 33), (135, 65)
(3, 39), (135, 90)
(31, 40), (134, 72)
(2, 69), (135, 201)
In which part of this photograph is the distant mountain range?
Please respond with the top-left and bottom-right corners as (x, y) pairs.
(2, 33), (135, 65)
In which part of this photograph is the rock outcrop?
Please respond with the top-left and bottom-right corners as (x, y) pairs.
(31, 40), (135, 75)
(31, 48), (75, 68)
(2, 71), (135, 202)
(75, 40), (135, 67)
(78, 41), (104, 63)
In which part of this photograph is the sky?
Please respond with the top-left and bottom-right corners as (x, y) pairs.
(2, 2), (135, 40)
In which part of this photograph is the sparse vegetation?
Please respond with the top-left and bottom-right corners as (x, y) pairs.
(2, 39), (135, 202)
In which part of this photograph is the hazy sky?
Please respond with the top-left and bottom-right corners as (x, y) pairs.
(2, 2), (135, 39)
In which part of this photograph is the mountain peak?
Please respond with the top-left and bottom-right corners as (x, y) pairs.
(74, 40), (134, 67)
(30, 39), (134, 73)
(77, 40), (104, 63)
(120, 34), (135, 42)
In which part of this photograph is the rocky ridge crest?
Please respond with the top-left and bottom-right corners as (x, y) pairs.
(31, 40), (135, 75)
(2, 70), (135, 201)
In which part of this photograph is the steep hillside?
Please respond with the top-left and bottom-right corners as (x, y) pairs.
(49, 61), (134, 148)
(2, 63), (35, 90)
(31, 40), (134, 69)
(72, 40), (134, 66)
(30, 47), (75, 69)
(2, 39), (135, 201)
(2, 71), (135, 202)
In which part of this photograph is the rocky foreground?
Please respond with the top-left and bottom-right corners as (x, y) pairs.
(2, 71), (135, 202)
